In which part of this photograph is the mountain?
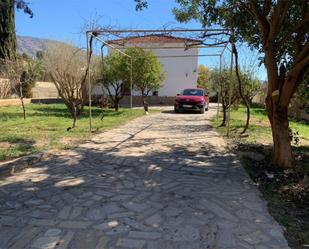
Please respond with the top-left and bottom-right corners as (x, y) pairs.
(17, 36), (63, 58)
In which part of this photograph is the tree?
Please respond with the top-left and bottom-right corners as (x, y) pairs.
(19, 59), (42, 98)
(197, 65), (211, 92)
(1, 56), (40, 119)
(99, 52), (129, 111)
(0, 78), (11, 99)
(42, 43), (89, 129)
(139, 0), (309, 168)
(210, 68), (238, 127)
(0, 0), (33, 60)
(122, 47), (165, 111)
(242, 72), (261, 105)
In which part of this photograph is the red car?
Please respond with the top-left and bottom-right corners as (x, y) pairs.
(174, 88), (209, 114)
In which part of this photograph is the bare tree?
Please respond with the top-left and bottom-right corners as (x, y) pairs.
(43, 43), (90, 129)
(2, 58), (28, 119)
(0, 78), (11, 98)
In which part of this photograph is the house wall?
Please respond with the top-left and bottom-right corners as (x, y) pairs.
(106, 42), (199, 97)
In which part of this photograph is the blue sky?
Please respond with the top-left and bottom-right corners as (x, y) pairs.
(15, 0), (266, 80)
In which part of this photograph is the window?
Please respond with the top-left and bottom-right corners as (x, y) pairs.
(182, 89), (204, 96)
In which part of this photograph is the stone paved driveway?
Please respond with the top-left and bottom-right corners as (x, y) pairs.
(0, 105), (290, 249)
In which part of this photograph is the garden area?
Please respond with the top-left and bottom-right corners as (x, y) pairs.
(0, 104), (146, 161)
(212, 106), (309, 248)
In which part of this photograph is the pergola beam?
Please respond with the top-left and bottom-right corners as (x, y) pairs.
(88, 28), (231, 34)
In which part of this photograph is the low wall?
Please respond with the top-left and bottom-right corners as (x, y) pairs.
(30, 98), (63, 104)
(0, 98), (31, 107)
(119, 96), (175, 106)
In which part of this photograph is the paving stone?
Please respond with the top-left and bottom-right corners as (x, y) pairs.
(165, 225), (200, 241)
(32, 236), (60, 249)
(56, 231), (75, 249)
(95, 236), (109, 249)
(28, 218), (57, 226)
(8, 227), (41, 248)
(123, 217), (150, 230)
(200, 199), (238, 222)
(144, 214), (162, 228)
(59, 221), (92, 229)
(95, 190), (115, 197)
(93, 220), (119, 230)
(116, 238), (146, 249)
(107, 211), (135, 219)
(58, 206), (72, 219)
(239, 230), (270, 245)
(45, 228), (62, 237)
(123, 202), (149, 212)
(105, 224), (130, 235)
(128, 231), (162, 239)
(70, 206), (83, 219)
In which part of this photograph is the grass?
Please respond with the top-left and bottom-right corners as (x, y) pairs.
(211, 106), (309, 249)
(0, 104), (147, 161)
(211, 106), (309, 146)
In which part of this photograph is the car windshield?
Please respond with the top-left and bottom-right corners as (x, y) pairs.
(182, 89), (204, 96)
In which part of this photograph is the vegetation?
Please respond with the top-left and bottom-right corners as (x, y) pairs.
(291, 73), (309, 121)
(211, 106), (309, 248)
(171, 0), (309, 168)
(1, 56), (41, 119)
(98, 52), (129, 111)
(197, 65), (211, 92)
(123, 47), (165, 111)
(42, 43), (91, 129)
(212, 106), (309, 146)
(0, 104), (146, 161)
(208, 68), (260, 128)
(0, 0), (33, 60)
(0, 78), (11, 98)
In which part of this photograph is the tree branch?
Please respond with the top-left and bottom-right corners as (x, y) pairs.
(245, 2), (269, 45)
(268, 0), (290, 41)
(280, 53), (309, 106)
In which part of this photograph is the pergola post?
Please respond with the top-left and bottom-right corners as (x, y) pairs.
(217, 54), (222, 121)
(86, 31), (92, 133)
(130, 57), (133, 109)
(227, 43), (233, 137)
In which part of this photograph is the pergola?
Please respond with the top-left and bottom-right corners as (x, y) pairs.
(86, 28), (234, 135)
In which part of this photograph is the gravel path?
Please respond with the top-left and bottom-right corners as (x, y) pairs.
(0, 104), (289, 249)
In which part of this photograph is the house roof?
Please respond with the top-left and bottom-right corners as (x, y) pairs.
(107, 34), (201, 45)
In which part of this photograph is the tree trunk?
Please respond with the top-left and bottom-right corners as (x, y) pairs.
(0, 0), (16, 60)
(232, 42), (250, 134)
(142, 94), (148, 113)
(220, 103), (227, 127)
(19, 82), (26, 120)
(114, 99), (119, 111)
(264, 48), (294, 169)
(266, 95), (293, 168)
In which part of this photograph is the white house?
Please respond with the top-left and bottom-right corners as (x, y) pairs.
(106, 34), (200, 97)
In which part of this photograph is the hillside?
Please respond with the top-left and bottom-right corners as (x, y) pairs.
(17, 36), (63, 58)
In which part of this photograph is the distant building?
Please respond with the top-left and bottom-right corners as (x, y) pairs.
(105, 34), (200, 97)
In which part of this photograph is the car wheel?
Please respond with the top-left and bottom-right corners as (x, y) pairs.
(174, 107), (179, 113)
(200, 107), (205, 114)
(205, 104), (209, 111)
